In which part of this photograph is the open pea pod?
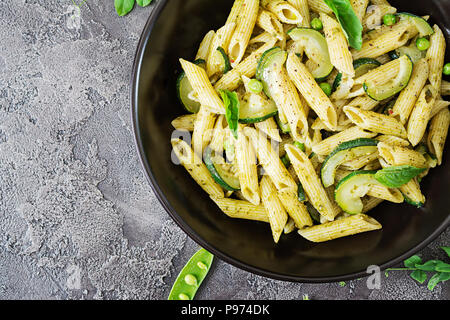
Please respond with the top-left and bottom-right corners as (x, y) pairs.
(168, 248), (214, 300)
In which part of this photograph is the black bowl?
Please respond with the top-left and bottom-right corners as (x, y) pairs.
(131, 0), (450, 282)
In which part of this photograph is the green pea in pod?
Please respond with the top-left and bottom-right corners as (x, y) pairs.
(168, 248), (214, 300)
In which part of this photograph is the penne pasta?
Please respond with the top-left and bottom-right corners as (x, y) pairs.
(260, 176), (289, 243)
(399, 178), (425, 206)
(430, 100), (450, 120)
(427, 107), (450, 165)
(285, 144), (337, 221)
(171, 114), (197, 132)
(206, 23), (236, 77)
(347, 95), (380, 111)
(312, 126), (377, 156)
(266, 65), (309, 141)
(426, 25), (446, 93)
(363, 4), (397, 31)
(235, 126), (260, 205)
(215, 40), (277, 91)
(343, 106), (408, 138)
(351, 0), (369, 23)
(211, 196), (269, 223)
(286, 52), (338, 130)
(441, 80), (450, 96)
(352, 21), (417, 59)
(196, 30), (215, 61)
(307, 0), (333, 14)
(366, 184), (404, 203)
(228, 0), (259, 67)
(321, 13), (355, 76)
(179, 59), (225, 114)
(287, 0), (310, 27)
(377, 142), (428, 168)
(298, 214), (382, 243)
(262, 0), (303, 25)
(192, 105), (217, 156)
(254, 117), (282, 142)
(375, 135), (411, 147)
(407, 84), (438, 146)
(256, 9), (285, 41)
(244, 127), (298, 190)
(171, 139), (224, 198)
(277, 187), (313, 229)
(391, 58), (430, 124)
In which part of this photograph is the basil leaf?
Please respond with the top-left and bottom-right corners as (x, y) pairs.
(324, 0), (363, 50)
(136, 0), (152, 6)
(434, 261), (450, 273)
(404, 255), (422, 268)
(115, 0), (135, 16)
(415, 260), (441, 272)
(441, 246), (450, 258)
(437, 272), (450, 282)
(219, 90), (240, 140)
(374, 165), (426, 188)
(410, 270), (427, 284)
(427, 273), (441, 291)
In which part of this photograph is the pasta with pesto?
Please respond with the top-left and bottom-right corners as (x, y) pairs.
(169, 0), (450, 244)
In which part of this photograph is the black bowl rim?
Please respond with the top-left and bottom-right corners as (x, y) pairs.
(130, 0), (450, 283)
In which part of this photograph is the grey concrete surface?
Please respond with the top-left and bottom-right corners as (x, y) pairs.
(0, 0), (448, 300)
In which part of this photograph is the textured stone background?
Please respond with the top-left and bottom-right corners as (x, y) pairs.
(0, 0), (448, 300)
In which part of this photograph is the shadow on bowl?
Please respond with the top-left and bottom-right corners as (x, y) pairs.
(132, 0), (450, 282)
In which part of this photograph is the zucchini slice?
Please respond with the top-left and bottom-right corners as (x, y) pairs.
(204, 148), (240, 191)
(396, 13), (434, 37)
(256, 47), (287, 98)
(275, 114), (291, 133)
(256, 47), (283, 81)
(297, 182), (306, 202)
(238, 93), (278, 124)
(388, 41), (426, 64)
(176, 59), (206, 113)
(353, 58), (381, 78)
(403, 194), (425, 208)
(332, 72), (343, 92)
(333, 58), (380, 92)
(335, 170), (378, 214)
(363, 55), (413, 101)
(321, 138), (379, 188)
(306, 202), (321, 223)
(287, 28), (334, 81)
(216, 47), (231, 74)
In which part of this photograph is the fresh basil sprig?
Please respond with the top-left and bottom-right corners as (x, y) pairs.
(386, 247), (450, 291)
(374, 165), (426, 188)
(115, 0), (153, 16)
(324, 0), (363, 50)
(219, 89), (240, 140)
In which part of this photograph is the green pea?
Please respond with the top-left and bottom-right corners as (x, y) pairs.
(383, 14), (397, 26)
(416, 37), (430, 51)
(248, 79), (263, 94)
(311, 18), (323, 31)
(443, 63), (450, 76)
(168, 248), (214, 300)
(294, 141), (305, 152)
(184, 274), (198, 286)
(178, 293), (190, 300)
(319, 82), (332, 96)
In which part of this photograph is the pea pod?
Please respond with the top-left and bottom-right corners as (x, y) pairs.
(168, 248), (214, 300)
